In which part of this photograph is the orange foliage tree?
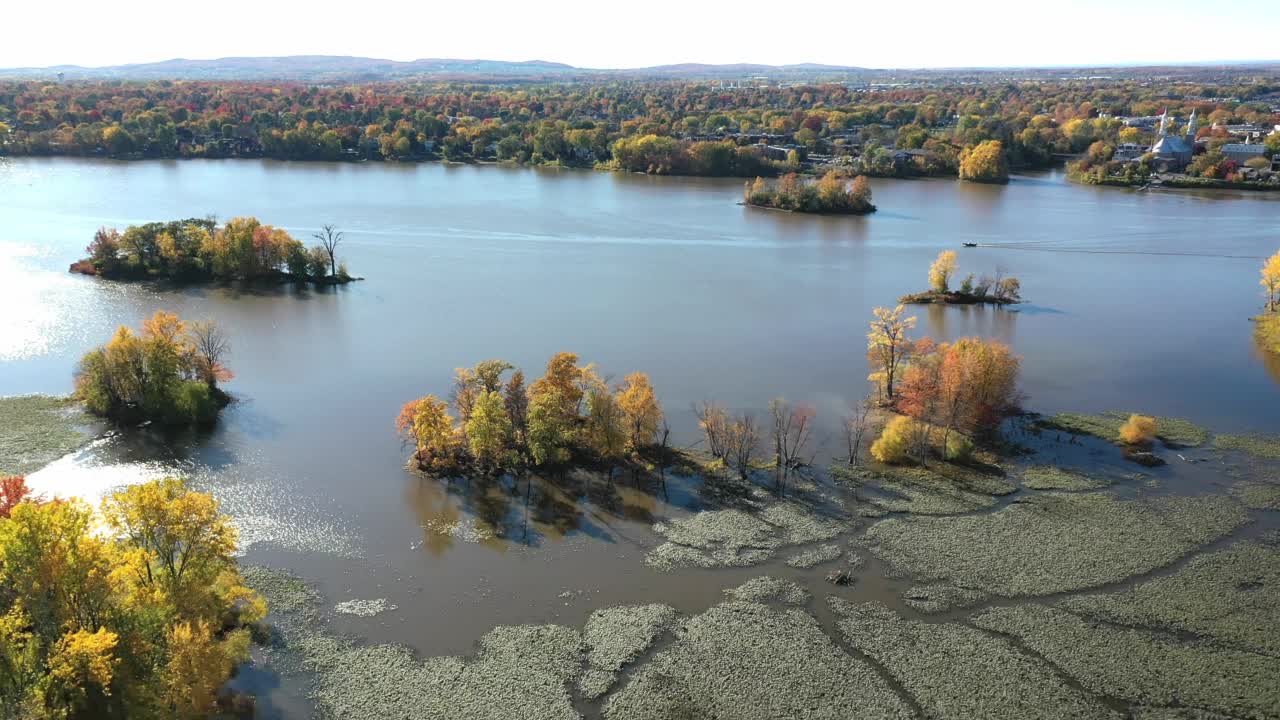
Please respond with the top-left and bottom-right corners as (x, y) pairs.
(896, 336), (1022, 451)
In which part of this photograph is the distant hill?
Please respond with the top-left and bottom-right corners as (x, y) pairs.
(0, 55), (872, 82)
(3, 55), (1274, 83)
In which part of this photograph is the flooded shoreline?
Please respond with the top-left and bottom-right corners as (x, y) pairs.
(3, 156), (1279, 717)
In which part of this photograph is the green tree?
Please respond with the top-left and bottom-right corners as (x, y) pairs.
(466, 391), (512, 470)
(527, 389), (573, 466)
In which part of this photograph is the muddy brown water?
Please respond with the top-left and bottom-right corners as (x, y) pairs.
(2, 157), (1279, 716)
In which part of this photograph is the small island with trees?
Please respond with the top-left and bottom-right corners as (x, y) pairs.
(70, 218), (358, 285)
(899, 251), (1022, 305)
(76, 311), (233, 427)
(743, 171), (875, 215)
(397, 353), (669, 483)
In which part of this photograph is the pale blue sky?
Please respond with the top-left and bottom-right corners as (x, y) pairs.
(5, 0), (1278, 69)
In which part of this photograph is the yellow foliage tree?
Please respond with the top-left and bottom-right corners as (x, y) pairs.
(1119, 414), (1157, 445)
(870, 415), (916, 464)
(928, 251), (957, 293)
(529, 351), (589, 420)
(40, 628), (119, 716)
(0, 479), (263, 717)
(867, 305), (917, 401)
(161, 621), (251, 718)
(397, 395), (456, 467)
(616, 372), (663, 451)
(958, 140), (1009, 183)
(1261, 250), (1280, 312)
(101, 478), (239, 622)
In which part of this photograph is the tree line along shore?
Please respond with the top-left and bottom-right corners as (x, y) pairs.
(2, 75), (1275, 188)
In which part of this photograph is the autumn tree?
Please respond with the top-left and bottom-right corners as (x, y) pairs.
(0, 479), (262, 718)
(466, 391), (512, 471)
(527, 388), (574, 466)
(75, 311), (230, 426)
(584, 381), (626, 464)
(928, 250), (957, 293)
(530, 352), (590, 421)
(397, 395), (458, 471)
(1262, 250), (1280, 312)
(101, 478), (240, 620)
(0, 475), (33, 518)
(616, 372), (662, 451)
(897, 336), (1021, 447)
(867, 305), (917, 402)
(503, 370), (529, 448)
(958, 140), (1009, 183)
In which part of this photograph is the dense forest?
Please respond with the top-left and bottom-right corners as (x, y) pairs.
(1, 75), (1276, 179)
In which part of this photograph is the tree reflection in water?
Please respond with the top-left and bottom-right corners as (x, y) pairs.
(405, 466), (678, 555)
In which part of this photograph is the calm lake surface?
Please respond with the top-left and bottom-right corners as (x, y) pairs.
(2, 157), (1279, 715)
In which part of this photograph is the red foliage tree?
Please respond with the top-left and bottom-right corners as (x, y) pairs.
(1, 475), (35, 518)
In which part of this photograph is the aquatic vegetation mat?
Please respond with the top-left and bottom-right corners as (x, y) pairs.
(0, 394), (92, 475)
(579, 604), (677, 700)
(724, 576), (810, 605)
(646, 500), (844, 570)
(1021, 465), (1111, 491)
(603, 600), (914, 720)
(972, 604), (1280, 718)
(309, 624), (584, 720)
(836, 463), (1016, 516)
(1058, 540), (1280, 657)
(785, 543), (842, 568)
(1214, 433), (1280, 459)
(862, 492), (1248, 598)
(901, 584), (990, 614)
(1232, 480), (1280, 511)
(1042, 412), (1207, 447)
(829, 600), (1117, 719)
(333, 598), (396, 617)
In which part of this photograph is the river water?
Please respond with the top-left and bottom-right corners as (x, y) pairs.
(2, 157), (1278, 715)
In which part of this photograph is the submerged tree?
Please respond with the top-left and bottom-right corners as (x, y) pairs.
(724, 412), (760, 480)
(768, 398), (815, 490)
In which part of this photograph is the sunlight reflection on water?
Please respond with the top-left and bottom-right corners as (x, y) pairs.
(25, 435), (176, 502)
(24, 435), (363, 559)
